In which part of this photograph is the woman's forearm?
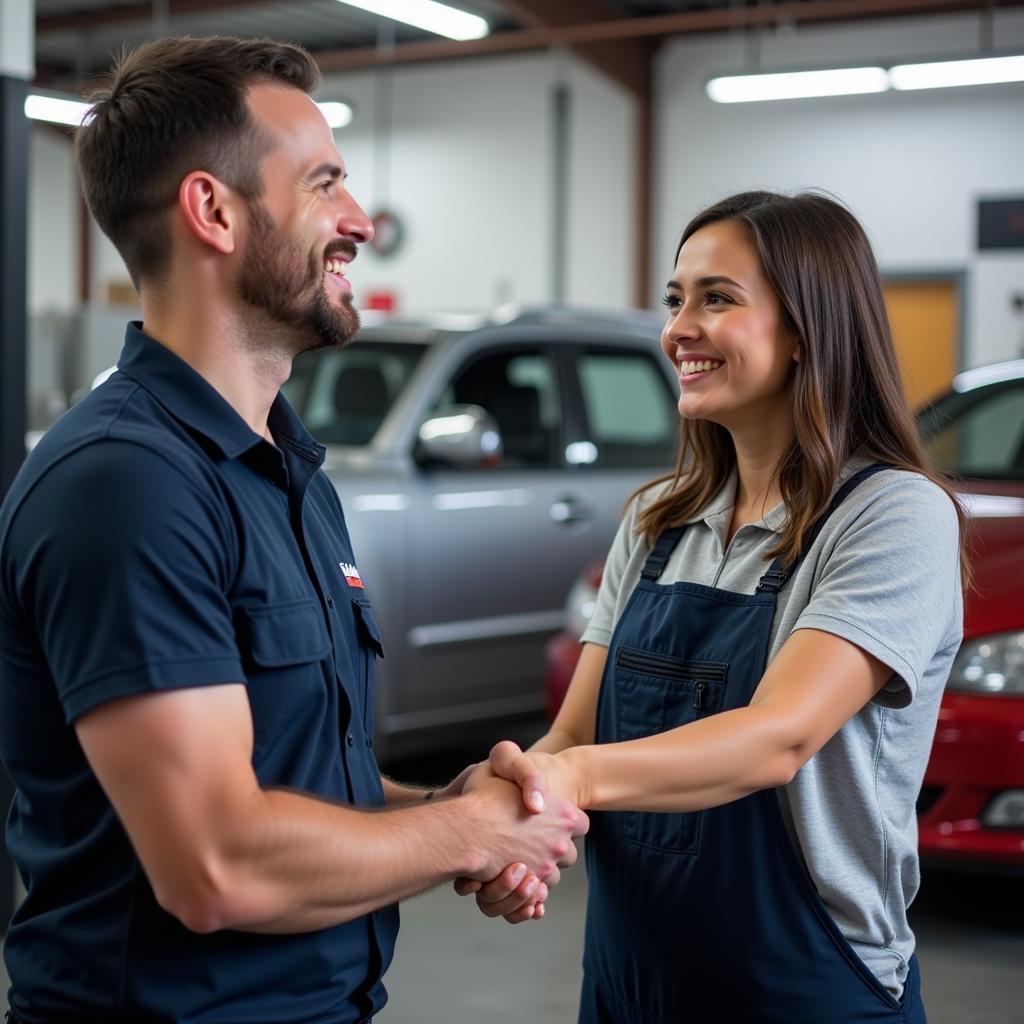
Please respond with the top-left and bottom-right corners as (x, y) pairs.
(529, 727), (582, 755)
(548, 628), (890, 814)
(561, 703), (800, 814)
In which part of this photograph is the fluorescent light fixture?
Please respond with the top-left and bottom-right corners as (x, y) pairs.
(25, 93), (352, 131)
(334, 0), (488, 41)
(707, 67), (888, 103)
(24, 94), (92, 127)
(890, 54), (1024, 90)
(318, 101), (354, 128)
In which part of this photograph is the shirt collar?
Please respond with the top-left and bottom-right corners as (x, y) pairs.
(686, 454), (873, 538)
(687, 470), (785, 542)
(116, 322), (323, 465)
(683, 468), (785, 539)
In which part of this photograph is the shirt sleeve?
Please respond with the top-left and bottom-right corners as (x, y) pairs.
(792, 474), (964, 708)
(581, 494), (646, 649)
(5, 440), (245, 723)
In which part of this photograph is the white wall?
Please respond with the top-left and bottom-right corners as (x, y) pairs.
(55, 50), (637, 317)
(28, 12), (1024, 363)
(320, 50), (637, 312)
(28, 127), (78, 314)
(653, 9), (1024, 368)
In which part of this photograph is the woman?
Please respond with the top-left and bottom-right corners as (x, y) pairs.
(462, 191), (965, 1023)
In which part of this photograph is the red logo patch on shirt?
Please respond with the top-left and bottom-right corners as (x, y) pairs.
(339, 562), (364, 589)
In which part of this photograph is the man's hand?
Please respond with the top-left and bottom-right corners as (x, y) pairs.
(462, 766), (587, 882)
(452, 759), (585, 923)
(444, 761), (549, 920)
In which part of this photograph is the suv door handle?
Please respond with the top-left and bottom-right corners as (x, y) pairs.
(550, 496), (593, 524)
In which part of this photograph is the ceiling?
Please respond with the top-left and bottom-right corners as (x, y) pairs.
(31, 0), (1011, 90)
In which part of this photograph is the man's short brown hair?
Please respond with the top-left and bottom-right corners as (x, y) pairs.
(74, 36), (321, 288)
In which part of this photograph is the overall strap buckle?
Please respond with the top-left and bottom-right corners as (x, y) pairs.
(755, 565), (789, 594)
(641, 524), (688, 581)
(755, 463), (890, 596)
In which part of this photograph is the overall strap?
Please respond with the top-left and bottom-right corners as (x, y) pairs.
(641, 524), (689, 581)
(755, 463), (891, 595)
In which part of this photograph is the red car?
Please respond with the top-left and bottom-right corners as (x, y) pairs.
(545, 360), (1024, 873)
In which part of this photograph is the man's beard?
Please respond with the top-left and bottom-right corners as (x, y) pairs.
(236, 200), (360, 353)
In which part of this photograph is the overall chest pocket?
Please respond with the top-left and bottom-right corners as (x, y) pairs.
(614, 645), (727, 856)
(239, 600), (331, 765)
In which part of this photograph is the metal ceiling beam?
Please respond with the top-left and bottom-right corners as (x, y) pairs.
(36, 0), (270, 34)
(315, 0), (1024, 72)
(501, 0), (652, 96)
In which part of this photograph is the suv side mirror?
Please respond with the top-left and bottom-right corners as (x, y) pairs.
(415, 404), (503, 468)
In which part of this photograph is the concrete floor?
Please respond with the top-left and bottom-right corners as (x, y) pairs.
(3, 738), (1023, 1022)
(3, 857), (1022, 1022)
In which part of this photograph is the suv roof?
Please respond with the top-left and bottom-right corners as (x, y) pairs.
(355, 304), (664, 337)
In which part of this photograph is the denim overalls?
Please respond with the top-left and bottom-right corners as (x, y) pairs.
(581, 465), (926, 1023)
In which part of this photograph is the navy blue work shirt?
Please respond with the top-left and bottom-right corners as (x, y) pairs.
(0, 323), (397, 1023)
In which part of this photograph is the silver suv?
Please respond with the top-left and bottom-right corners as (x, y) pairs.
(282, 306), (678, 760)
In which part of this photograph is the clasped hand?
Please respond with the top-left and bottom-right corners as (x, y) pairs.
(450, 742), (583, 924)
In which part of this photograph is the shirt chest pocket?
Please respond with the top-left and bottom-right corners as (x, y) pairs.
(614, 645), (727, 856)
(239, 599), (332, 765)
(349, 597), (384, 740)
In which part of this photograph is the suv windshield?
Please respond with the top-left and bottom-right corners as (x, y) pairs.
(919, 378), (1024, 482)
(283, 341), (428, 445)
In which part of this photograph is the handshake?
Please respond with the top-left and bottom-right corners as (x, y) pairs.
(441, 742), (587, 924)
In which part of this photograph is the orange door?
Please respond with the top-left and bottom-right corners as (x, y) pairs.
(882, 278), (959, 410)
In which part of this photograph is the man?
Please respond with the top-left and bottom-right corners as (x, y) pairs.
(0, 37), (586, 1023)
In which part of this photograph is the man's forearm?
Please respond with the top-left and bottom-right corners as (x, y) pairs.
(165, 773), (583, 937)
(176, 788), (490, 935)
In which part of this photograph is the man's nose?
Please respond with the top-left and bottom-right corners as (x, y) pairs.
(337, 194), (374, 244)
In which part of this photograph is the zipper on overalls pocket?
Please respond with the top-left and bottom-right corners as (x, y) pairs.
(693, 682), (705, 711)
(615, 646), (727, 683)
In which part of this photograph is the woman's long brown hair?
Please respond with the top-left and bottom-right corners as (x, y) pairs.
(636, 191), (970, 586)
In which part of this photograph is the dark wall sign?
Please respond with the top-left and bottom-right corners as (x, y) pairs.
(978, 198), (1024, 251)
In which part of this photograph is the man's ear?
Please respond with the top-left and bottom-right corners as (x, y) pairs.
(177, 171), (241, 256)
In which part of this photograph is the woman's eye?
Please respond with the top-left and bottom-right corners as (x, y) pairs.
(661, 295), (682, 311)
(705, 291), (730, 307)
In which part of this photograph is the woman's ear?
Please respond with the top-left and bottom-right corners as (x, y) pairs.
(792, 345), (801, 364)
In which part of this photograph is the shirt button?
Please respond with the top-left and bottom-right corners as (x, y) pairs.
(347, 734), (355, 747)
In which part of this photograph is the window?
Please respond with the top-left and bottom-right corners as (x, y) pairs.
(575, 350), (677, 468)
(284, 342), (427, 445)
(921, 380), (1024, 480)
(437, 349), (561, 468)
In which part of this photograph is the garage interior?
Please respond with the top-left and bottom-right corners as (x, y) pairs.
(2, 1), (1023, 1021)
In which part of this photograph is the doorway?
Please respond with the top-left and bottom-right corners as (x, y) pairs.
(882, 274), (963, 410)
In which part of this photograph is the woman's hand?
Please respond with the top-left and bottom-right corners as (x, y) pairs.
(486, 740), (583, 815)
(439, 761), (479, 799)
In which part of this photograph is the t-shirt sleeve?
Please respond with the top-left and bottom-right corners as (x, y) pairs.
(5, 440), (245, 723)
(581, 495), (646, 649)
(791, 475), (963, 708)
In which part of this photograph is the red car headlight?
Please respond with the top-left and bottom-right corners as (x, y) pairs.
(947, 630), (1024, 695)
(564, 560), (603, 640)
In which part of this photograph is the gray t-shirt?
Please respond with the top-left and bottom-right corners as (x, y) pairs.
(581, 461), (963, 998)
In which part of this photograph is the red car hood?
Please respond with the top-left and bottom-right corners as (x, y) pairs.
(958, 481), (1024, 640)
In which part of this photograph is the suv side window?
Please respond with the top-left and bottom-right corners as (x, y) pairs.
(574, 349), (677, 468)
(436, 349), (562, 469)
